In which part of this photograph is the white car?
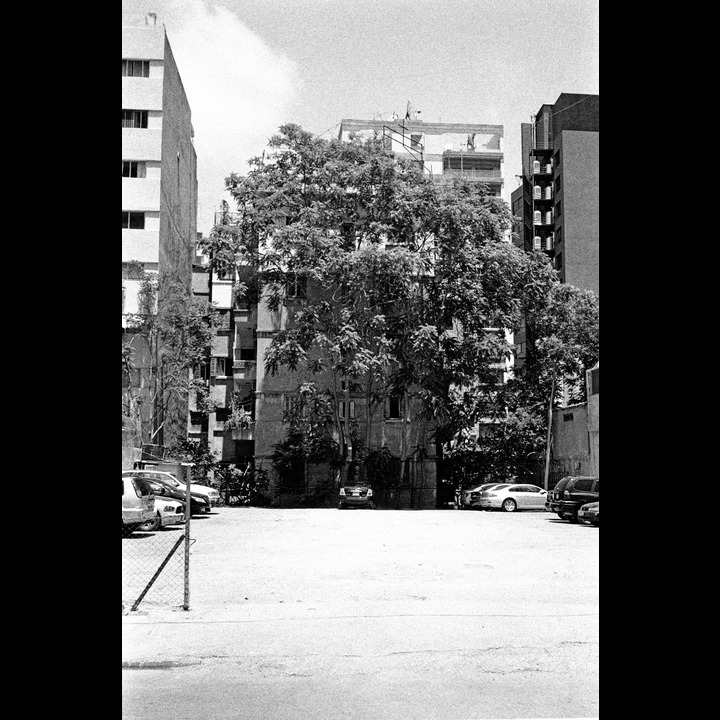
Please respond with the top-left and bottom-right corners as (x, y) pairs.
(138, 496), (187, 532)
(477, 484), (548, 512)
(122, 476), (155, 537)
(122, 470), (220, 510)
(462, 483), (511, 509)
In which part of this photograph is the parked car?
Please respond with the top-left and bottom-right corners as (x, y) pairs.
(552, 476), (599, 522)
(462, 483), (511, 509)
(546, 476), (579, 515)
(338, 483), (375, 509)
(137, 483), (187, 532)
(578, 501), (599, 526)
(123, 470), (219, 512)
(478, 484), (548, 512)
(122, 476), (155, 537)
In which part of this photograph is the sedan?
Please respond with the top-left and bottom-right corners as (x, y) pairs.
(478, 484), (548, 512)
(578, 501), (599, 526)
(339, 483), (375, 509)
(138, 494), (187, 532)
(462, 484), (511, 509)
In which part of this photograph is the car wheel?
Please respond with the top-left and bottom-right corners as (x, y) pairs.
(557, 513), (566, 520)
(501, 498), (517, 512)
(139, 512), (161, 532)
(568, 507), (580, 523)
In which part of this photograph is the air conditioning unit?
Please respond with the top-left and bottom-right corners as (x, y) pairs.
(533, 236), (542, 250)
(532, 160), (541, 174)
(533, 186), (541, 199)
(545, 163), (552, 173)
(546, 234), (553, 251)
(545, 211), (552, 225)
(545, 186), (552, 200)
(534, 211), (541, 225)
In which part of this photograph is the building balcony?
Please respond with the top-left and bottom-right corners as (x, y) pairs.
(233, 359), (257, 381)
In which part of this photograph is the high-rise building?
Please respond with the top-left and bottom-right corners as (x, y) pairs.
(512, 93), (598, 370)
(513, 93), (599, 295)
(122, 13), (198, 453)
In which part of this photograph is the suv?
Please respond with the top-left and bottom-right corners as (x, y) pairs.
(554, 476), (599, 522)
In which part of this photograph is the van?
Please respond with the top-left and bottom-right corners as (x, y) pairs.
(122, 476), (156, 537)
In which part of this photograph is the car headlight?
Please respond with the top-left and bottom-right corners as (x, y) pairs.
(163, 505), (175, 512)
(339, 488), (346, 496)
(367, 489), (373, 497)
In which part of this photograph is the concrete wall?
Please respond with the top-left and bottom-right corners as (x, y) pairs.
(556, 130), (599, 296)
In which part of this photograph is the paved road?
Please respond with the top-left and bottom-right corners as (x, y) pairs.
(122, 507), (599, 719)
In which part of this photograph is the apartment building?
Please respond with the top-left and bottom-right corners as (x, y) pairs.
(513, 93), (598, 293)
(512, 93), (599, 368)
(122, 13), (198, 452)
(338, 116), (504, 196)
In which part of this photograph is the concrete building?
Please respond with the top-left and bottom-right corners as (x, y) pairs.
(122, 13), (198, 453)
(513, 93), (598, 293)
(512, 93), (598, 368)
(338, 116), (504, 196)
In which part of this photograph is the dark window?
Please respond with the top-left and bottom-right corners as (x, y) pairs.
(563, 413), (574, 422)
(554, 175), (562, 193)
(590, 368), (599, 395)
(571, 478), (594, 492)
(388, 397), (401, 419)
(555, 200), (561, 217)
(410, 134), (423, 151)
(215, 408), (231, 423)
(122, 109), (148, 128)
(122, 211), (145, 229)
(286, 275), (307, 299)
(190, 412), (204, 426)
(122, 59), (150, 77)
(239, 347), (255, 361)
(555, 252), (563, 270)
(122, 161), (146, 178)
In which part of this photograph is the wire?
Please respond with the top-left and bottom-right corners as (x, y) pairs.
(551, 95), (595, 117)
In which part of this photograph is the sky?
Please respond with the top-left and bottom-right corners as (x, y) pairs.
(122, 0), (599, 236)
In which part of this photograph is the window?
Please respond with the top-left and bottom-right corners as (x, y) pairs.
(410, 134), (423, 151)
(563, 413), (574, 422)
(238, 347), (255, 361)
(286, 275), (307, 299)
(122, 109), (148, 128)
(555, 200), (561, 218)
(349, 400), (355, 419)
(555, 252), (563, 270)
(571, 478), (594, 492)
(122, 59), (150, 77)
(283, 395), (297, 415)
(210, 358), (228, 377)
(122, 211), (145, 229)
(554, 175), (562, 193)
(387, 396), (401, 419)
(122, 161), (146, 178)
(215, 408), (231, 423)
(590, 367), (599, 395)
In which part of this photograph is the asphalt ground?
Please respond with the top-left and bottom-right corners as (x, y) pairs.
(122, 506), (599, 720)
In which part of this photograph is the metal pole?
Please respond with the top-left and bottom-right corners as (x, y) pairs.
(543, 375), (556, 491)
(182, 462), (193, 610)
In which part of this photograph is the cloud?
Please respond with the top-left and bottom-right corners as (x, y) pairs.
(156, 1), (300, 234)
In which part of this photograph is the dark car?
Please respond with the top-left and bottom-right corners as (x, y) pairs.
(338, 483), (375, 509)
(551, 476), (599, 522)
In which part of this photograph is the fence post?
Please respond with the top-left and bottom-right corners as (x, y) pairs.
(181, 462), (194, 610)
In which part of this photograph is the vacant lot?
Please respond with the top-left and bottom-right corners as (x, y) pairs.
(123, 507), (599, 720)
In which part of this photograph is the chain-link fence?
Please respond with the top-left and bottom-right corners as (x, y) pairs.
(122, 515), (190, 612)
